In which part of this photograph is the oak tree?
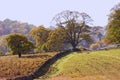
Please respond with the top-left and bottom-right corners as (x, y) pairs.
(52, 10), (93, 50)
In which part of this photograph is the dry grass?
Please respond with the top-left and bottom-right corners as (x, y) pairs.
(0, 52), (56, 79)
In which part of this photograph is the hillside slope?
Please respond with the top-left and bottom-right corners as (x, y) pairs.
(40, 49), (120, 80)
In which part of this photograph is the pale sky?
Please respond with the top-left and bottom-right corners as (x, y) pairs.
(0, 0), (119, 27)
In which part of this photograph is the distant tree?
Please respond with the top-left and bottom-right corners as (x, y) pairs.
(0, 19), (35, 36)
(46, 28), (66, 51)
(104, 3), (120, 44)
(29, 25), (51, 52)
(0, 35), (9, 53)
(52, 10), (93, 50)
(92, 26), (104, 41)
(6, 33), (34, 58)
(80, 32), (94, 45)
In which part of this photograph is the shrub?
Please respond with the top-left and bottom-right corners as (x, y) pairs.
(40, 43), (48, 52)
(0, 51), (4, 55)
(34, 44), (48, 53)
(79, 46), (84, 51)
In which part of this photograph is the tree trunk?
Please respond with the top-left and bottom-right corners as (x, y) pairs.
(72, 43), (77, 50)
(18, 52), (21, 58)
(73, 45), (76, 50)
(71, 43), (80, 51)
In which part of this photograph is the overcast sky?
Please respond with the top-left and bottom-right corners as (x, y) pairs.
(0, 0), (119, 27)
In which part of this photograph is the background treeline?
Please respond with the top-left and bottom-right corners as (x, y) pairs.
(0, 18), (105, 55)
(0, 19), (35, 36)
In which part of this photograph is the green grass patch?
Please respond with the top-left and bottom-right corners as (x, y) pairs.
(42, 49), (120, 80)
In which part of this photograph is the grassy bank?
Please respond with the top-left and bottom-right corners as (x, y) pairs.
(40, 49), (120, 80)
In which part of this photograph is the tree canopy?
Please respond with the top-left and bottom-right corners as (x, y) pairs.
(6, 33), (34, 58)
(46, 28), (66, 51)
(104, 4), (120, 44)
(52, 10), (93, 50)
(29, 25), (51, 52)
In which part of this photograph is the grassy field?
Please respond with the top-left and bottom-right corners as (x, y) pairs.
(40, 49), (120, 80)
(0, 52), (56, 79)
